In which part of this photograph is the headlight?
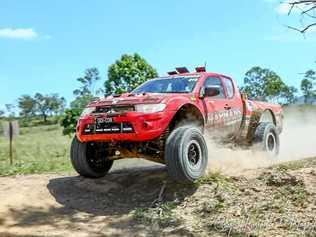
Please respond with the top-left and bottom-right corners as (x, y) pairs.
(135, 104), (166, 113)
(81, 107), (96, 116)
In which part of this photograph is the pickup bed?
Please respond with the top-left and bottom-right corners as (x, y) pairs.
(71, 67), (283, 182)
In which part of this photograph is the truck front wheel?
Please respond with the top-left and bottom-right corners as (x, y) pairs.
(253, 122), (280, 157)
(70, 136), (113, 178)
(165, 126), (208, 183)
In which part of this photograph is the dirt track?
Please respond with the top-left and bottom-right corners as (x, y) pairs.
(0, 161), (174, 237)
(0, 156), (262, 237)
(1, 157), (316, 237)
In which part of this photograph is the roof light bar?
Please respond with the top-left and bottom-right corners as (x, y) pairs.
(175, 67), (190, 74)
(167, 71), (178, 75)
(195, 66), (206, 72)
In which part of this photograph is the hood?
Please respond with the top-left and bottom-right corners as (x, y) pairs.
(89, 93), (172, 107)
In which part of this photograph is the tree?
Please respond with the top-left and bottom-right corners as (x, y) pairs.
(241, 66), (297, 105)
(71, 67), (101, 110)
(0, 110), (4, 117)
(280, 86), (298, 105)
(242, 67), (281, 101)
(5, 104), (15, 118)
(304, 69), (316, 81)
(285, 1), (316, 33)
(18, 93), (65, 122)
(60, 108), (82, 135)
(18, 95), (37, 117)
(301, 70), (315, 103)
(301, 79), (313, 103)
(73, 67), (101, 97)
(70, 95), (95, 110)
(61, 67), (101, 136)
(34, 93), (66, 122)
(105, 53), (158, 94)
(48, 93), (66, 115)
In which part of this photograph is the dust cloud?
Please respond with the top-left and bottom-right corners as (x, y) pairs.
(206, 106), (316, 176)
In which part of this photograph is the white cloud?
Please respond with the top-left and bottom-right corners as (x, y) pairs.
(0, 28), (38, 39)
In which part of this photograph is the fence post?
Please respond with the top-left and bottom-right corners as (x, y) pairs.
(9, 121), (13, 165)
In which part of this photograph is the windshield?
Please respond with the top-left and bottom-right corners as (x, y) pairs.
(132, 76), (199, 94)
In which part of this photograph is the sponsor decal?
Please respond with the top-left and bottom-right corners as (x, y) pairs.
(207, 108), (242, 127)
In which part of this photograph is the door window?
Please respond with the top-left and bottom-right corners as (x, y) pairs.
(204, 77), (225, 99)
(223, 78), (234, 99)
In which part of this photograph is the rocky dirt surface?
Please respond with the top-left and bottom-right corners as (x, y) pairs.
(0, 158), (316, 237)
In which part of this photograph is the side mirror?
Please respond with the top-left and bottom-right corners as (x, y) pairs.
(205, 86), (221, 97)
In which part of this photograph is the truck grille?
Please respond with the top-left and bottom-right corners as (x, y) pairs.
(94, 105), (134, 114)
(83, 122), (134, 134)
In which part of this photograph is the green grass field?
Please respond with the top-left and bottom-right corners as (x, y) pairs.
(0, 124), (73, 176)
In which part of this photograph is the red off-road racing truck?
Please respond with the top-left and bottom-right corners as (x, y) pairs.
(71, 67), (283, 182)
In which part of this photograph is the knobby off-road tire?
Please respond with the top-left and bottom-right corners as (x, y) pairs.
(70, 136), (113, 178)
(253, 122), (280, 157)
(165, 126), (208, 183)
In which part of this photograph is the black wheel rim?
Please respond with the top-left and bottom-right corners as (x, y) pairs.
(187, 142), (201, 166)
(86, 142), (108, 173)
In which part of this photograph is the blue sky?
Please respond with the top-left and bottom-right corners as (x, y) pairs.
(1, 0), (315, 111)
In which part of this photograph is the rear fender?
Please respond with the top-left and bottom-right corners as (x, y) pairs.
(246, 109), (277, 142)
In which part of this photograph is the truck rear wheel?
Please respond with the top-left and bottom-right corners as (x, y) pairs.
(165, 126), (208, 183)
(253, 122), (280, 157)
(70, 136), (113, 178)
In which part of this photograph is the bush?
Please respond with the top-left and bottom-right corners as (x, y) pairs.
(60, 109), (82, 136)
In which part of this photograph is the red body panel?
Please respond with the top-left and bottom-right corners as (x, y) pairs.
(78, 111), (176, 142)
(76, 72), (283, 143)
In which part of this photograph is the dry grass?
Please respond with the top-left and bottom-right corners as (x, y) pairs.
(0, 124), (72, 176)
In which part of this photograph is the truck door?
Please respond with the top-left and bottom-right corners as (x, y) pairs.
(221, 76), (243, 136)
(203, 77), (230, 137)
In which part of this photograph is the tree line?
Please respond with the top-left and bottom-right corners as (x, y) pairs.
(241, 66), (316, 105)
(0, 93), (66, 123)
